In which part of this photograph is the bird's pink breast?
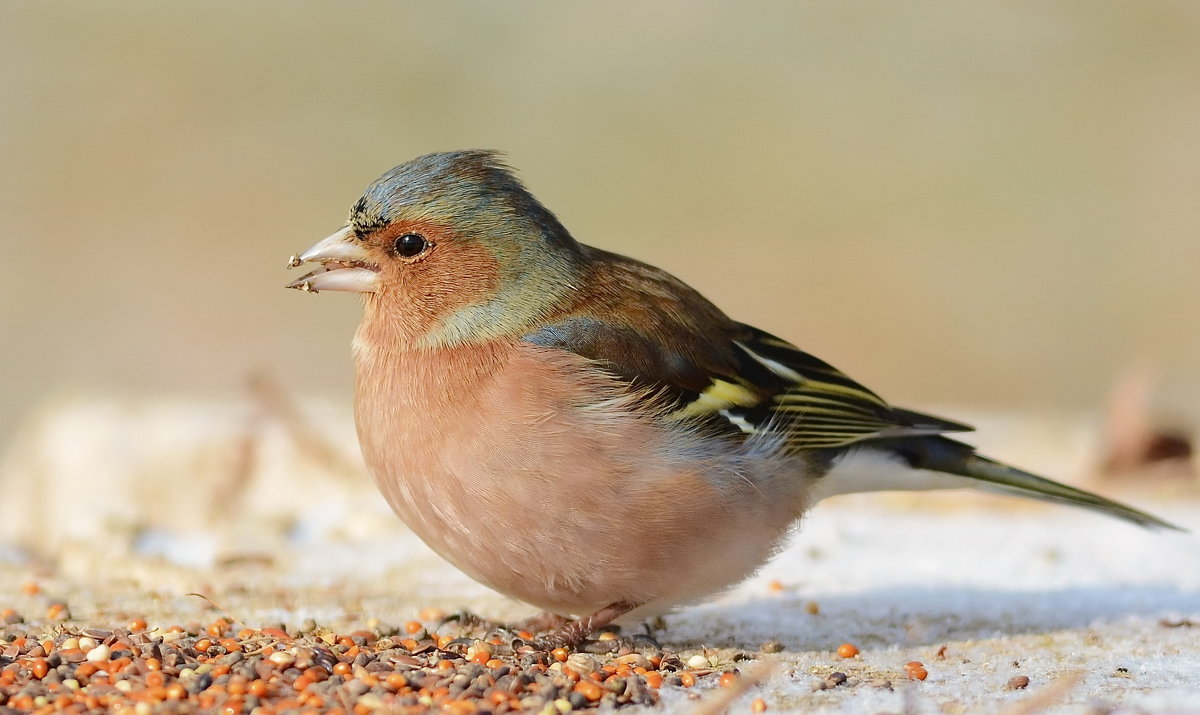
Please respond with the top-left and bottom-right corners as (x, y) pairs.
(352, 334), (806, 616)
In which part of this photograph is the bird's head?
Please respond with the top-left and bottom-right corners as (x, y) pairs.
(288, 150), (583, 349)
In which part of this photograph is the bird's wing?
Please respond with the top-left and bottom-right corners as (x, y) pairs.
(523, 251), (971, 450)
(718, 326), (973, 449)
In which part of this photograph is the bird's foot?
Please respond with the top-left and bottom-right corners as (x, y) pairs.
(525, 601), (639, 652)
(576, 631), (662, 654)
(439, 610), (507, 634)
(440, 610), (571, 638)
(515, 611), (571, 635)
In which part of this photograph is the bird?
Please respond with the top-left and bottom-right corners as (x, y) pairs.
(286, 149), (1180, 649)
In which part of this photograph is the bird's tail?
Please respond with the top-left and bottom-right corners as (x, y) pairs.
(820, 436), (1183, 531)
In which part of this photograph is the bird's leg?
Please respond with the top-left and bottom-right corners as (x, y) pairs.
(517, 611), (571, 634)
(439, 610), (506, 633)
(531, 601), (638, 651)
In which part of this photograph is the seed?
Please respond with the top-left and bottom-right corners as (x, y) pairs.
(617, 653), (651, 669)
(551, 648), (570, 663)
(86, 644), (111, 663)
(904, 661), (928, 681)
(751, 697), (768, 712)
(686, 655), (709, 669)
(357, 693), (385, 710)
(269, 651), (295, 667)
(442, 700), (477, 715)
(30, 659), (49, 679)
(573, 680), (603, 701)
(385, 672), (407, 690)
(467, 641), (494, 665)
(679, 671), (697, 687)
(566, 653), (598, 675)
(836, 643), (858, 658)
(719, 672), (739, 688)
(418, 607), (446, 622)
(804, 601), (820, 615)
(1007, 675), (1030, 690)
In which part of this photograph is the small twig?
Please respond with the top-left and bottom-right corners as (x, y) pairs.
(248, 372), (361, 476)
(689, 660), (777, 715)
(185, 592), (242, 629)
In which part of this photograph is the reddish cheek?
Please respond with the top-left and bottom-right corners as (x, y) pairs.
(377, 230), (501, 334)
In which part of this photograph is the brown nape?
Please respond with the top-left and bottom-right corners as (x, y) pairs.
(542, 248), (746, 395)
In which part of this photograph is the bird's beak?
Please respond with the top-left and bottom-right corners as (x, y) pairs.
(285, 226), (380, 293)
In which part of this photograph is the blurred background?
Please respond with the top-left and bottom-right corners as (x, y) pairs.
(2, 9), (1198, 701)
(1, 3), (1198, 525)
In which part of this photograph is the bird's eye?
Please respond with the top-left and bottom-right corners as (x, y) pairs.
(393, 233), (430, 259)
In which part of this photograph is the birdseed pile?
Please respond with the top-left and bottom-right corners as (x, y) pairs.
(0, 611), (704, 714)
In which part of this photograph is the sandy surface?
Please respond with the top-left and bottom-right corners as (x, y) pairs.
(1, 398), (1197, 712)
(3, 493), (1197, 714)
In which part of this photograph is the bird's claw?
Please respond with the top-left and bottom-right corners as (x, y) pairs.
(438, 610), (505, 633)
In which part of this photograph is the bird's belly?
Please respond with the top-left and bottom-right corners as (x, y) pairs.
(353, 341), (806, 615)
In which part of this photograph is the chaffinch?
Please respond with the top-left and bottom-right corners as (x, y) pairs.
(287, 150), (1178, 648)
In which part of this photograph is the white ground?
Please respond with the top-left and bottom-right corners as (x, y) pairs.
(4, 494), (1196, 714)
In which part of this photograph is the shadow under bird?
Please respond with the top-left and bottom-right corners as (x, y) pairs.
(286, 150), (1180, 649)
